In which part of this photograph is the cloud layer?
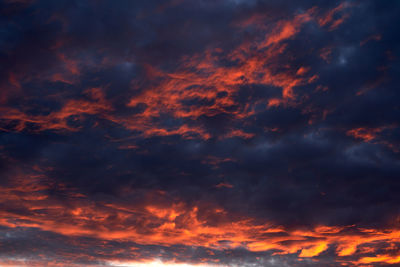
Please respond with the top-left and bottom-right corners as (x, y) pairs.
(1, 0), (400, 266)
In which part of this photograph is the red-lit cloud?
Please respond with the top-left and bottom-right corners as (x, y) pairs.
(0, 1), (399, 266)
(1, 172), (400, 266)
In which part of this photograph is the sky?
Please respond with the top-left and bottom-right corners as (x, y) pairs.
(0, 0), (400, 266)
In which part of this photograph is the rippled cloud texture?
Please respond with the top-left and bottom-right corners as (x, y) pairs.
(1, 0), (400, 266)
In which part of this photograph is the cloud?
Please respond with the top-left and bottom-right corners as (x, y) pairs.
(0, 0), (400, 266)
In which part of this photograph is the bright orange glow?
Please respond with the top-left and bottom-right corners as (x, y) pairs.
(357, 255), (400, 264)
(299, 242), (328, 257)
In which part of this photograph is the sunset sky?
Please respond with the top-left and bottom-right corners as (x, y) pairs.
(1, 0), (400, 266)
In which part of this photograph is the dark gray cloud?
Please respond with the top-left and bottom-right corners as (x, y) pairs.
(0, 0), (400, 266)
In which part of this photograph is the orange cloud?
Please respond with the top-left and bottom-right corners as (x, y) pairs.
(2, 173), (400, 266)
(347, 127), (383, 142)
(259, 10), (314, 48)
(347, 125), (396, 143)
(215, 182), (234, 189)
(317, 3), (352, 31)
(357, 254), (400, 265)
(346, 125), (399, 152)
(1, 4), (350, 141)
(360, 34), (382, 46)
(0, 87), (112, 132)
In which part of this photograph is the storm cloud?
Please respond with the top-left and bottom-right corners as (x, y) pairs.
(0, 0), (400, 266)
